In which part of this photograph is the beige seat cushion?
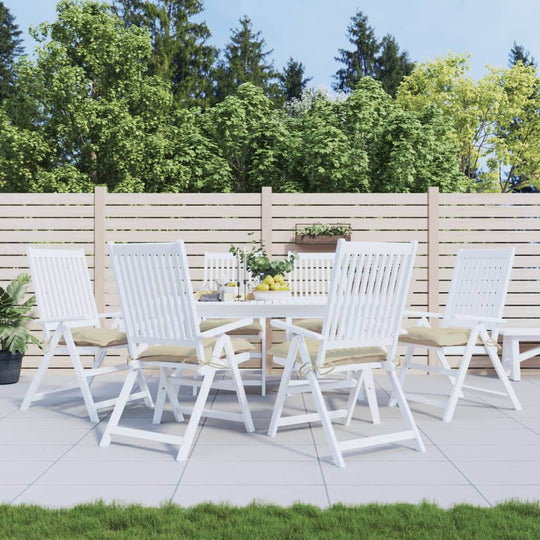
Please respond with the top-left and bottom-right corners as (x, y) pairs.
(138, 337), (255, 364)
(400, 326), (472, 348)
(60, 327), (127, 348)
(294, 318), (324, 333)
(199, 318), (263, 335)
(270, 340), (386, 367)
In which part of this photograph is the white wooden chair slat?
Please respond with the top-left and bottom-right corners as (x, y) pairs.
(392, 247), (521, 421)
(101, 241), (255, 461)
(269, 240), (424, 467)
(20, 247), (149, 423)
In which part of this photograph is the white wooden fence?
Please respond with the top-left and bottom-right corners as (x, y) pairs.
(2, 186), (540, 370)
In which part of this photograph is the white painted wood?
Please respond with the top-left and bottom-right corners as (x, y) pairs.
(21, 247), (147, 421)
(288, 252), (334, 298)
(500, 328), (540, 381)
(103, 241), (255, 461)
(268, 240), (424, 467)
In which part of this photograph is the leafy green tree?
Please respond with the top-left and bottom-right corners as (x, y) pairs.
(278, 57), (311, 102)
(0, 1), (23, 102)
(113, 0), (216, 106)
(0, 0), (225, 192)
(214, 16), (277, 102)
(333, 10), (413, 96)
(509, 41), (536, 68)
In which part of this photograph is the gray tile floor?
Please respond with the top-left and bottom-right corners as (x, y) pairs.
(2, 368), (540, 508)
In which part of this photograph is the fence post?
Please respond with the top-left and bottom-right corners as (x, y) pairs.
(427, 186), (440, 366)
(261, 186), (274, 372)
(94, 186), (107, 314)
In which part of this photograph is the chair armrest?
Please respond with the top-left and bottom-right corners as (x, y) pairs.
(199, 318), (254, 338)
(270, 319), (323, 340)
(97, 312), (122, 319)
(36, 316), (91, 326)
(404, 310), (444, 319)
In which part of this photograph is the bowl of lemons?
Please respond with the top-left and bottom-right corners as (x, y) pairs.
(253, 274), (291, 301)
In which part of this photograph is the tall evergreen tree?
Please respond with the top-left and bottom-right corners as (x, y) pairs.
(333, 10), (413, 96)
(213, 15), (276, 102)
(0, 1), (23, 102)
(113, 0), (216, 106)
(278, 57), (311, 102)
(509, 41), (537, 68)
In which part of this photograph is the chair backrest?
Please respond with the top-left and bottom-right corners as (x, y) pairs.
(27, 247), (99, 339)
(320, 240), (417, 364)
(109, 241), (201, 358)
(203, 252), (237, 288)
(288, 251), (334, 297)
(443, 248), (514, 330)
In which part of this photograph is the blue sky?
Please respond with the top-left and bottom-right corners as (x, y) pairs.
(5, 0), (540, 87)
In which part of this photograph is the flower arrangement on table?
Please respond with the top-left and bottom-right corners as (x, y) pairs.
(229, 242), (295, 300)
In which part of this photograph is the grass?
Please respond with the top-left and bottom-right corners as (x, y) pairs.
(1, 501), (540, 539)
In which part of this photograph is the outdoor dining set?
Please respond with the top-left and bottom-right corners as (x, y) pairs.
(18, 240), (523, 468)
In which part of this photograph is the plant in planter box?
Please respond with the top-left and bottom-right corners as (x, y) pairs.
(0, 274), (41, 384)
(296, 223), (352, 244)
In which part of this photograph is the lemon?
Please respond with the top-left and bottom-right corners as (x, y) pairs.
(255, 283), (270, 291)
(273, 274), (284, 283)
(226, 282), (236, 287)
(270, 283), (281, 291)
(263, 275), (274, 285)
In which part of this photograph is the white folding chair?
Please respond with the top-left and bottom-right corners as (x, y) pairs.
(200, 251), (267, 395)
(268, 240), (425, 467)
(390, 248), (522, 422)
(20, 247), (152, 422)
(100, 241), (254, 461)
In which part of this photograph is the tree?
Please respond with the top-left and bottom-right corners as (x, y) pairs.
(333, 10), (413, 96)
(278, 57), (311, 102)
(509, 41), (537, 68)
(0, 0), (226, 193)
(214, 16), (277, 102)
(113, 0), (216, 106)
(0, 1), (23, 102)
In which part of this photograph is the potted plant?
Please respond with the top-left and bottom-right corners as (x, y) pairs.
(0, 274), (41, 384)
(295, 223), (352, 245)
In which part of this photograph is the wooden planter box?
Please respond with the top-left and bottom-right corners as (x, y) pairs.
(295, 223), (351, 245)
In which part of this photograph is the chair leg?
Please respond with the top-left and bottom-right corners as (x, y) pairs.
(267, 355), (295, 437)
(260, 320), (267, 397)
(483, 335), (522, 411)
(64, 334), (99, 423)
(344, 370), (364, 425)
(364, 369), (380, 424)
(153, 368), (168, 425)
(136, 367), (154, 409)
(442, 341), (475, 422)
(435, 349), (463, 398)
(387, 366), (425, 453)
(307, 370), (345, 468)
(229, 356), (255, 432)
(87, 350), (107, 387)
(100, 365), (139, 447)
(20, 331), (61, 411)
(389, 345), (414, 407)
(176, 368), (216, 462)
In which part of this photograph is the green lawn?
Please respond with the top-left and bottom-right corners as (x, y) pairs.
(1, 501), (540, 539)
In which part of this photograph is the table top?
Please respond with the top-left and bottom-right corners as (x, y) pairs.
(196, 297), (327, 319)
(500, 327), (540, 337)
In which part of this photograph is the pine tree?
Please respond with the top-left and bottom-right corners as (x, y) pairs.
(113, 0), (216, 107)
(0, 1), (23, 102)
(509, 41), (537, 68)
(214, 15), (277, 102)
(333, 10), (413, 96)
(278, 57), (311, 102)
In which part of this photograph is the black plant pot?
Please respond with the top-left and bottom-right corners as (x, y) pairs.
(0, 351), (23, 384)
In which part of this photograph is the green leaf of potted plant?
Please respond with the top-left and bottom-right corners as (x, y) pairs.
(295, 223), (352, 244)
(0, 274), (41, 384)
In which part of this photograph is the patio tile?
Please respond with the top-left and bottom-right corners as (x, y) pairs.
(326, 485), (489, 508)
(0, 486), (28, 504)
(320, 461), (467, 485)
(419, 427), (540, 446)
(35, 461), (186, 486)
(63, 442), (175, 462)
(172, 485), (329, 507)
(476, 485), (540, 505)
(0, 445), (70, 462)
(180, 461), (324, 486)
(189, 444), (319, 462)
(454, 461), (540, 486)
(0, 428), (92, 446)
(439, 444), (540, 462)
(14, 485), (175, 508)
(0, 462), (52, 485)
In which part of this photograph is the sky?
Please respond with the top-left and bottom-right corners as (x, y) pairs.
(5, 0), (540, 88)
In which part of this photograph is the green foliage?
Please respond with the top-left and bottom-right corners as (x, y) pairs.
(298, 223), (351, 238)
(278, 57), (312, 103)
(0, 1), (23, 103)
(229, 243), (295, 280)
(0, 274), (40, 355)
(509, 41), (537, 68)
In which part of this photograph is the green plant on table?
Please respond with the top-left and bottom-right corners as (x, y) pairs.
(0, 274), (41, 354)
(298, 223), (350, 238)
(229, 243), (296, 281)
